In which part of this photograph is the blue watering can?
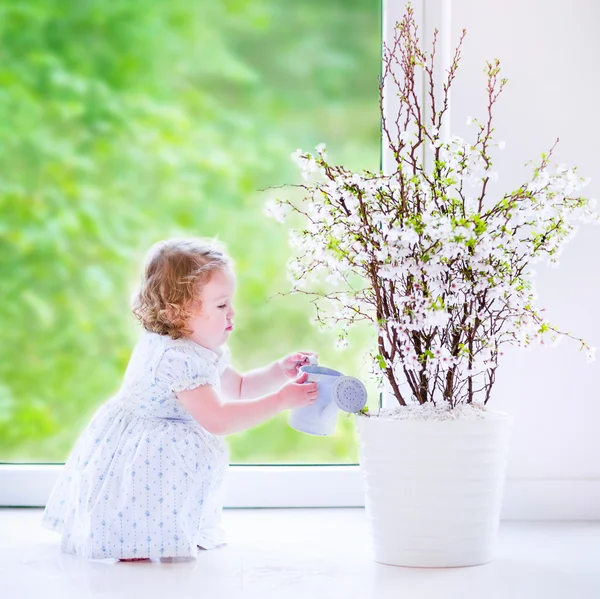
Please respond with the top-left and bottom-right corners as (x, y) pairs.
(288, 358), (368, 436)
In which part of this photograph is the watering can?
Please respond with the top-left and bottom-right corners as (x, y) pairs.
(288, 356), (368, 436)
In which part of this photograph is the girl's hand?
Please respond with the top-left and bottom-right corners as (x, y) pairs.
(278, 352), (319, 379)
(277, 371), (319, 409)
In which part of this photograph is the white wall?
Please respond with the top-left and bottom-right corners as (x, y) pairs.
(384, 1), (600, 511)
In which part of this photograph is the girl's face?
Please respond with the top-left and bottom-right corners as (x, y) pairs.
(187, 266), (236, 351)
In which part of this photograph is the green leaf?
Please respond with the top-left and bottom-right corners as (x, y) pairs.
(375, 354), (386, 370)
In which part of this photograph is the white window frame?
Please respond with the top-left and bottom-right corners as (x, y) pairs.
(2, 0), (598, 520)
(0, 464), (365, 508)
(2, 463), (599, 519)
(0, 0), (393, 512)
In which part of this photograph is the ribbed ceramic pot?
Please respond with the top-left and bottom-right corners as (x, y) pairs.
(356, 411), (512, 567)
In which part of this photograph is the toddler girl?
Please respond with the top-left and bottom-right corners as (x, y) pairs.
(41, 238), (318, 561)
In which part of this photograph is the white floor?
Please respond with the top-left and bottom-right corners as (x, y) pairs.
(0, 508), (598, 599)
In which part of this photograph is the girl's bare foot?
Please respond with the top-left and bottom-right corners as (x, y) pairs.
(119, 557), (150, 562)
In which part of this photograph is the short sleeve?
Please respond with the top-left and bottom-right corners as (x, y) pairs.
(155, 347), (219, 393)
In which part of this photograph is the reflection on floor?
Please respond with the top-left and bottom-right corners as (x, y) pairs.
(1, 508), (599, 599)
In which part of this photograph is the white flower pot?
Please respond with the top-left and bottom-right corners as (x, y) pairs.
(356, 410), (512, 568)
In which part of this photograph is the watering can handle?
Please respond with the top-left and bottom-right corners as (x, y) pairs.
(297, 354), (318, 369)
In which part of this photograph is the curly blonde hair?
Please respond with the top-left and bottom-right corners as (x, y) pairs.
(131, 238), (232, 339)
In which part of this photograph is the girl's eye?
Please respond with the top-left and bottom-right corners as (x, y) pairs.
(218, 304), (227, 309)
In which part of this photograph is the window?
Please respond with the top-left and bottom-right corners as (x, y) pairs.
(0, 0), (382, 468)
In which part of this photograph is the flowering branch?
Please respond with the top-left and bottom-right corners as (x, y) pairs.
(264, 4), (599, 408)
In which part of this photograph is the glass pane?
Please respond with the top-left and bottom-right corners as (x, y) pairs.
(0, 0), (381, 464)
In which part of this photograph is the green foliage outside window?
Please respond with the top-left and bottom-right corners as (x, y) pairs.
(0, 0), (381, 463)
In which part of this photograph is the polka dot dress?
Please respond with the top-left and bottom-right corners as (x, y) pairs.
(41, 332), (231, 560)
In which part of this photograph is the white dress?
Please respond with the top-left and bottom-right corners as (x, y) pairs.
(41, 331), (231, 560)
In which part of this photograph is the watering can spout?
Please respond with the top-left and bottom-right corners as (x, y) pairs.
(332, 376), (368, 413)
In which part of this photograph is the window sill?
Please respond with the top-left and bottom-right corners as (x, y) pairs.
(0, 463), (365, 508)
(2, 464), (599, 519)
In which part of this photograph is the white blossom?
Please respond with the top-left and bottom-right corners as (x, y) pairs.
(264, 198), (287, 223)
(269, 90), (596, 408)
